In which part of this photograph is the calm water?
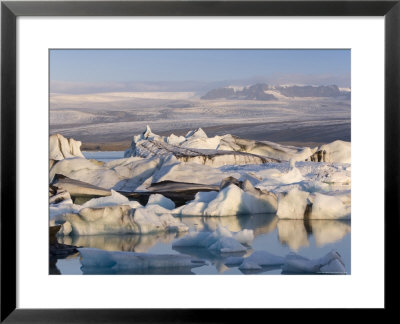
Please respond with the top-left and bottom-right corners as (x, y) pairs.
(55, 215), (351, 275)
(83, 151), (124, 162)
(54, 152), (351, 275)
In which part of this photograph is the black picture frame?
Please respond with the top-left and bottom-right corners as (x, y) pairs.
(1, 0), (399, 322)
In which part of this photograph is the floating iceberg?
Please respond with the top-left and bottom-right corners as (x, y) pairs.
(53, 191), (188, 235)
(307, 140), (351, 164)
(173, 178), (277, 217)
(79, 248), (206, 274)
(49, 133), (84, 161)
(124, 126), (350, 164)
(276, 187), (350, 220)
(281, 250), (346, 274)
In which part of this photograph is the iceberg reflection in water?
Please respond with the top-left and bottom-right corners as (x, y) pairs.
(54, 214), (350, 275)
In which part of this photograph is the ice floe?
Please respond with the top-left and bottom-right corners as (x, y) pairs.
(78, 247), (206, 274)
(281, 250), (346, 274)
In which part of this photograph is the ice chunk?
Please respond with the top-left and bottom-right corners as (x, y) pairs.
(109, 156), (163, 192)
(276, 188), (310, 219)
(133, 205), (188, 234)
(239, 261), (262, 270)
(153, 158), (238, 186)
(81, 190), (141, 209)
(50, 174), (112, 198)
(54, 200), (188, 235)
(203, 182), (277, 216)
(308, 192), (350, 219)
(49, 203), (81, 220)
(282, 250), (346, 274)
(173, 180), (277, 217)
(146, 194), (175, 210)
(49, 188), (72, 205)
(49, 134), (84, 160)
(79, 248), (206, 274)
(49, 158), (122, 189)
(314, 140), (351, 164)
(125, 137), (279, 167)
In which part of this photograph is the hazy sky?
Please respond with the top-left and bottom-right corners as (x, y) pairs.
(50, 49), (351, 92)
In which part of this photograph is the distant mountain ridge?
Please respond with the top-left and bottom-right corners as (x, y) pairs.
(201, 83), (350, 100)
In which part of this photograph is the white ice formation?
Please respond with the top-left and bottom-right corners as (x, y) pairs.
(124, 126), (350, 164)
(52, 190), (188, 235)
(173, 180), (277, 217)
(49, 133), (84, 160)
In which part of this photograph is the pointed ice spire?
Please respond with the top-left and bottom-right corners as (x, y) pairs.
(185, 128), (208, 139)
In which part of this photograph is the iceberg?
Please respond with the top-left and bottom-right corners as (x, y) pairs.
(49, 133), (84, 161)
(173, 178), (277, 217)
(146, 194), (175, 210)
(50, 158), (122, 189)
(276, 188), (350, 220)
(281, 250), (346, 274)
(124, 126), (349, 164)
(53, 191), (188, 235)
(276, 188), (310, 219)
(307, 140), (351, 163)
(50, 174), (112, 198)
(126, 139), (280, 167)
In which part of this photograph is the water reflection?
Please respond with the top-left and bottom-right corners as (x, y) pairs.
(58, 232), (186, 253)
(277, 219), (351, 251)
(173, 246), (253, 273)
(277, 220), (309, 251)
(239, 265), (283, 275)
(178, 213), (277, 236)
(55, 214), (351, 275)
(57, 214), (278, 253)
(307, 219), (351, 246)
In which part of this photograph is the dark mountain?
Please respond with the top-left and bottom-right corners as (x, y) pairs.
(201, 83), (350, 100)
(277, 85), (341, 97)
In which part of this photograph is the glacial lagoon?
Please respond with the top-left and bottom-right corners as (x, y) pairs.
(51, 150), (350, 275)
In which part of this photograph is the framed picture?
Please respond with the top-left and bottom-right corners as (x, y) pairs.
(1, 0), (398, 321)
